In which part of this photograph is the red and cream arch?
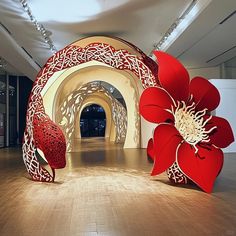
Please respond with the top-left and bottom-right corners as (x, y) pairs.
(23, 36), (234, 193)
(23, 36), (158, 182)
(56, 81), (127, 152)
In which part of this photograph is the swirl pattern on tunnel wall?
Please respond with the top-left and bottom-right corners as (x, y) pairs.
(22, 42), (157, 182)
(56, 81), (127, 152)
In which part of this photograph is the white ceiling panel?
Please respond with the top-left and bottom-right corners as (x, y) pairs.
(0, 0), (191, 79)
(1, 0), (235, 79)
(167, 0), (236, 68)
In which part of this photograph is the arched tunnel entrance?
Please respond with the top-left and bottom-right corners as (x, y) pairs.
(80, 104), (106, 138)
(22, 35), (158, 181)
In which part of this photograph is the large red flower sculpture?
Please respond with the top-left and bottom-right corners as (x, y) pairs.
(140, 51), (234, 193)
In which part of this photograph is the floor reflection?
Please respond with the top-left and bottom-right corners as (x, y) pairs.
(0, 139), (236, 236)
(68, 138), (151, 172)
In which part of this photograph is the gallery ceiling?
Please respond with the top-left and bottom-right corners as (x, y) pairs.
(0, 0), (235, 80)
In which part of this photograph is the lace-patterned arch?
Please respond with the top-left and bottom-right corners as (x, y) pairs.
(22, 41), (157, 182)
(57, 82), (127, 152)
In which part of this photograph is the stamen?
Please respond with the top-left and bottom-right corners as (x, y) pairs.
(173, 100), (215, 153)
(202, 115), (212, 126)
(201, 139), (210, 143)
(205, 126), (217, 134)
(195, 109), (207, 119)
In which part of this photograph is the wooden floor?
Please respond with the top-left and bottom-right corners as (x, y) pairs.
(0, 138), (236, 236)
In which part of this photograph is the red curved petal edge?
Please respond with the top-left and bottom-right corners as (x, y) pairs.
(205, 115), (234, 148)
(177, 143), (224, 193)
(140, 51), (235, 193)
(189, 77), (220, 111)
(153, 51), (190, 102)
(139, 87), (174, 123)
(147, 138), (155, 162)
(151, 124), (182, 175)
(33, 115), (66, 169)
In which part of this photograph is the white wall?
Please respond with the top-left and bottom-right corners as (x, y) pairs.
(210, 79), (236, 153)
(187, 66), (220, 79)
(141, 117), (157, 148)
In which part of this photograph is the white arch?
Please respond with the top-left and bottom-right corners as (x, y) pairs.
(43, 63), (142, 148)
(77, 99), (112, 140)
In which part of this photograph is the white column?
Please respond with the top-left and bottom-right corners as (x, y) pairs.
(16, 76), (19, 145)
(6, 73), (9, 147)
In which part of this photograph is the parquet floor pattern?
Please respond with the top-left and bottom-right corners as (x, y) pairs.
(0, 138), (236, 236)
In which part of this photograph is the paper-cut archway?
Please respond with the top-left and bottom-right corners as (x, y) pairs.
(56, 81), (127, 152)
(22, 36), (158, 182)
(23, 36), (234, 193)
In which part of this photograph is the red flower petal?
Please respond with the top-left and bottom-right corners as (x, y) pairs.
(147, 138), (155, 161)
(151, 124), (182, 175)
(153, 51), (190, 102)
(189, 77), (220, 111)
(139, 87), (174, 123)
(33, 116), (66, 169)
(177, 143), (223, 193)
(205, 115), (234, 148)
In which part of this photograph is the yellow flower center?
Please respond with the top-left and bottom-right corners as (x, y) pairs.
(173, 101), (216, 153)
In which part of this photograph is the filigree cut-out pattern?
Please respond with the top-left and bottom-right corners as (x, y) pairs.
(23, 42), (157, 182)
(57, 82), (127, 152)
(167, 162), (188, 184)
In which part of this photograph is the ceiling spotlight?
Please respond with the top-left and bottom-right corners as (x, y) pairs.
(152, 0), (198, 53)
(19, 0), (57, 54)
(109, 86), (115, 94)
(0, 57), (7, 68)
